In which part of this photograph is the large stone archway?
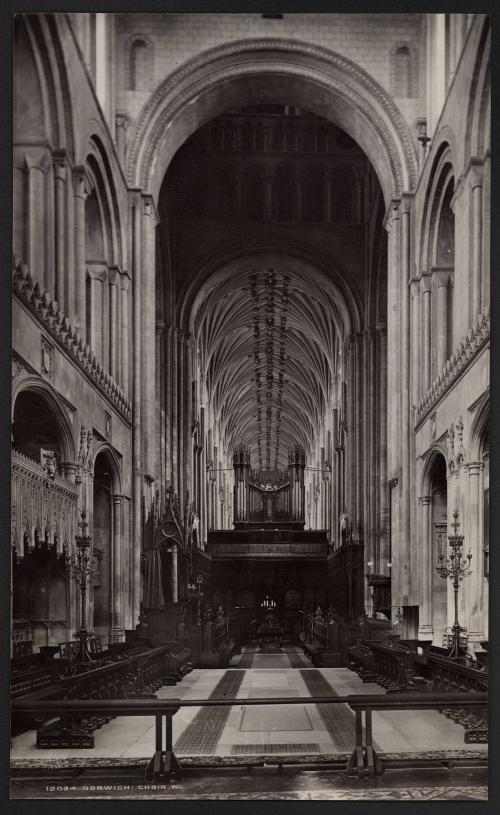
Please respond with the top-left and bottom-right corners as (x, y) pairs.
(126, 38), (418, 205)
(128, 36), (417, 623)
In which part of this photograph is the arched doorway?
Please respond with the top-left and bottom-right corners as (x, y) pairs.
(11, 389), (74, 651)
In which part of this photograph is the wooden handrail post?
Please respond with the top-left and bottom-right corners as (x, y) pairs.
(145, 707), (182, 781)
(166, 712), (173, 751)
(155, 715), (163, 752)
(365, 706), (372, 747)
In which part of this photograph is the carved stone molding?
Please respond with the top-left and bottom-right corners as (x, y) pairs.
(448, 415), (466, 476)
(416, 307), (490, 426)
(126, 39), (417, 196)
(12, 261), (132, 422)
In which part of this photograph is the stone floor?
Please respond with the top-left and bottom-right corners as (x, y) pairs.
(10, 645), (488, 800)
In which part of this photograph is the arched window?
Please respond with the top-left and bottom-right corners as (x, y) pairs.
(12, 390), (63, 473)
(429, 163), (455, 380)
(436, 179), (455, 266)
(390, 43), (418, 98)
(85, 188), (108, 362)
(127, 37), (153, 91)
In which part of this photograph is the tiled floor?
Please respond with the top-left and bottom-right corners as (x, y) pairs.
(11, 647), (489, 763)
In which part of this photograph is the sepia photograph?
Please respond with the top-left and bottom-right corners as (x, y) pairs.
(8, 7), (490, 802)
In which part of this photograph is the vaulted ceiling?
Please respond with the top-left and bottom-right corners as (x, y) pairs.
(159, 105), (384, 472)
(193, 266), (342, 469)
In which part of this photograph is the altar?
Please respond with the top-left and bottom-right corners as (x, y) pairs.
(257, 611), (284, 647)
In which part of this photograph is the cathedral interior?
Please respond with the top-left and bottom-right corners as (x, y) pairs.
(10, 12), (490, 801)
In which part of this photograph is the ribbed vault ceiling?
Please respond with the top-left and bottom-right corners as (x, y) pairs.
(194, 267), (343, 469)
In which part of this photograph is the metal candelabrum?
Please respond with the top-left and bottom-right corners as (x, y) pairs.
(436, 508), (472, 660)
(66, 510), (99, 666)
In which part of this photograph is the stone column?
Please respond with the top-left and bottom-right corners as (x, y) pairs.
(354, 332), (363, 538)
(467, 462), (485, 644)
(119, 271), (131, 394)
(418, 496), (433, 637)
(108, 266), (120, 380)
(400, 195), (412, 609)
(345, 336), (355, 522)
(184, 335), (193, 502)
(178, 335), (185, 512)
(171, 545), (178, 603)
(156, 322), (166, 490)
(26, 156), (47, 289)
(470, 162), (483, 323)
(420, 275), (432, 393)
(53, 153), (67, 309)
(377, 324), (389, 574)
(72, 167), (91, 341)
(432, 269), (450, 373)
(362, 329), (370, 583)
(165, 326), (173, 485)
(142, 195), (158, 483)
(111, 494), (124, 640)
(410, 278), (421, 406)
(131, 194), (142, 626)
(368, 328), (377, 567)
(171, 328), (179, 490)
(87, 264), (107, 361)
(385, 201), (401, 480)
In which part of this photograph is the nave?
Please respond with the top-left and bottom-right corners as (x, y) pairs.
(10, 12), (490, 803)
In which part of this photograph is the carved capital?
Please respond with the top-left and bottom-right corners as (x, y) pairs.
(420, 274), (432, 294)
(431, 267), (451, 289)
(383, 199), (400, 234)
(465, 157), (484, 190)
(142, 194), (160, 227)
(119, 269), (131, 291)
(410, 277), (421, 295)
(53, 150), (67, 181)
(108, 265), (121, 286)
(72, 165), (93, 199)
(87, 263), (108, 283)
(115, 112), (130, 131)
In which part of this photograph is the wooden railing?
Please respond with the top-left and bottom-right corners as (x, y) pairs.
(12, 640), (193, 748)
(12, 692), (487, 780)
(348, 636), (488, 743)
